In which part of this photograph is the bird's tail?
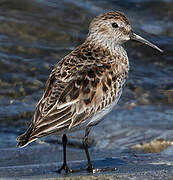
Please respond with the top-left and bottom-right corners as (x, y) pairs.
(16, 124), (35, 148)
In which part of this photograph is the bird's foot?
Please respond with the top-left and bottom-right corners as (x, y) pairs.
(87, 165), (97, 173)
(57, 163), (116, 174)
(57, 163), (73, 174)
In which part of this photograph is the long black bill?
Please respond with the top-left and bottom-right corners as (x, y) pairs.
(130, 32), (163, 53)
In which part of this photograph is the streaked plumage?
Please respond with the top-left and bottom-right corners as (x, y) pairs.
(16, 11), (162, 173)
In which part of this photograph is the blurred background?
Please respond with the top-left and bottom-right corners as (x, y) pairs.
(0, 0), (173, 157)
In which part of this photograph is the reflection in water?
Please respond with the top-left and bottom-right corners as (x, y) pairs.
(0, 0), (172, 154)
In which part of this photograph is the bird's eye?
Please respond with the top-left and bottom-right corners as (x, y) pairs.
(112, 23), (118, 28)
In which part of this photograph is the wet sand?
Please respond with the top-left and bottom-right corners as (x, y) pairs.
(1, 144), (173, 179)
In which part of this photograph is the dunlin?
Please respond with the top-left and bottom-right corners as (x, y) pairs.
(17, 11), (162, 173)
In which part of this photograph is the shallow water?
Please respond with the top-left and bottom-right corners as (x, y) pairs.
(0, 0), (173, 167)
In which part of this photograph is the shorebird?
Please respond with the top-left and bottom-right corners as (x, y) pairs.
(16, 11), (162, 173)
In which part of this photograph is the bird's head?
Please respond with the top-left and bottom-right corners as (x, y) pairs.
(88, 11), (163, 52)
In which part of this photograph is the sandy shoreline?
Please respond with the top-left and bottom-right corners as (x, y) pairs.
(1, 144), (173, 179)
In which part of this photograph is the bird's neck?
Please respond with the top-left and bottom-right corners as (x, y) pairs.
(112, 44), (128, 59)
(85, 36), (128, 62)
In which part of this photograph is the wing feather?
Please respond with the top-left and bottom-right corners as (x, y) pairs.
(24, 60), (120, 143)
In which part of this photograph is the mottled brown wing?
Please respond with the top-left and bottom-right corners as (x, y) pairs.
(28, 62), (118, 141)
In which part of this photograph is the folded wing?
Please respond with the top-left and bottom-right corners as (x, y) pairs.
(17, 59), (117, 147)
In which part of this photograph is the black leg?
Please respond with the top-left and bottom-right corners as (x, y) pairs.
(83, 127), (117, 173)
(83, 127), (95, 173)
(57, 134), (72, 174)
